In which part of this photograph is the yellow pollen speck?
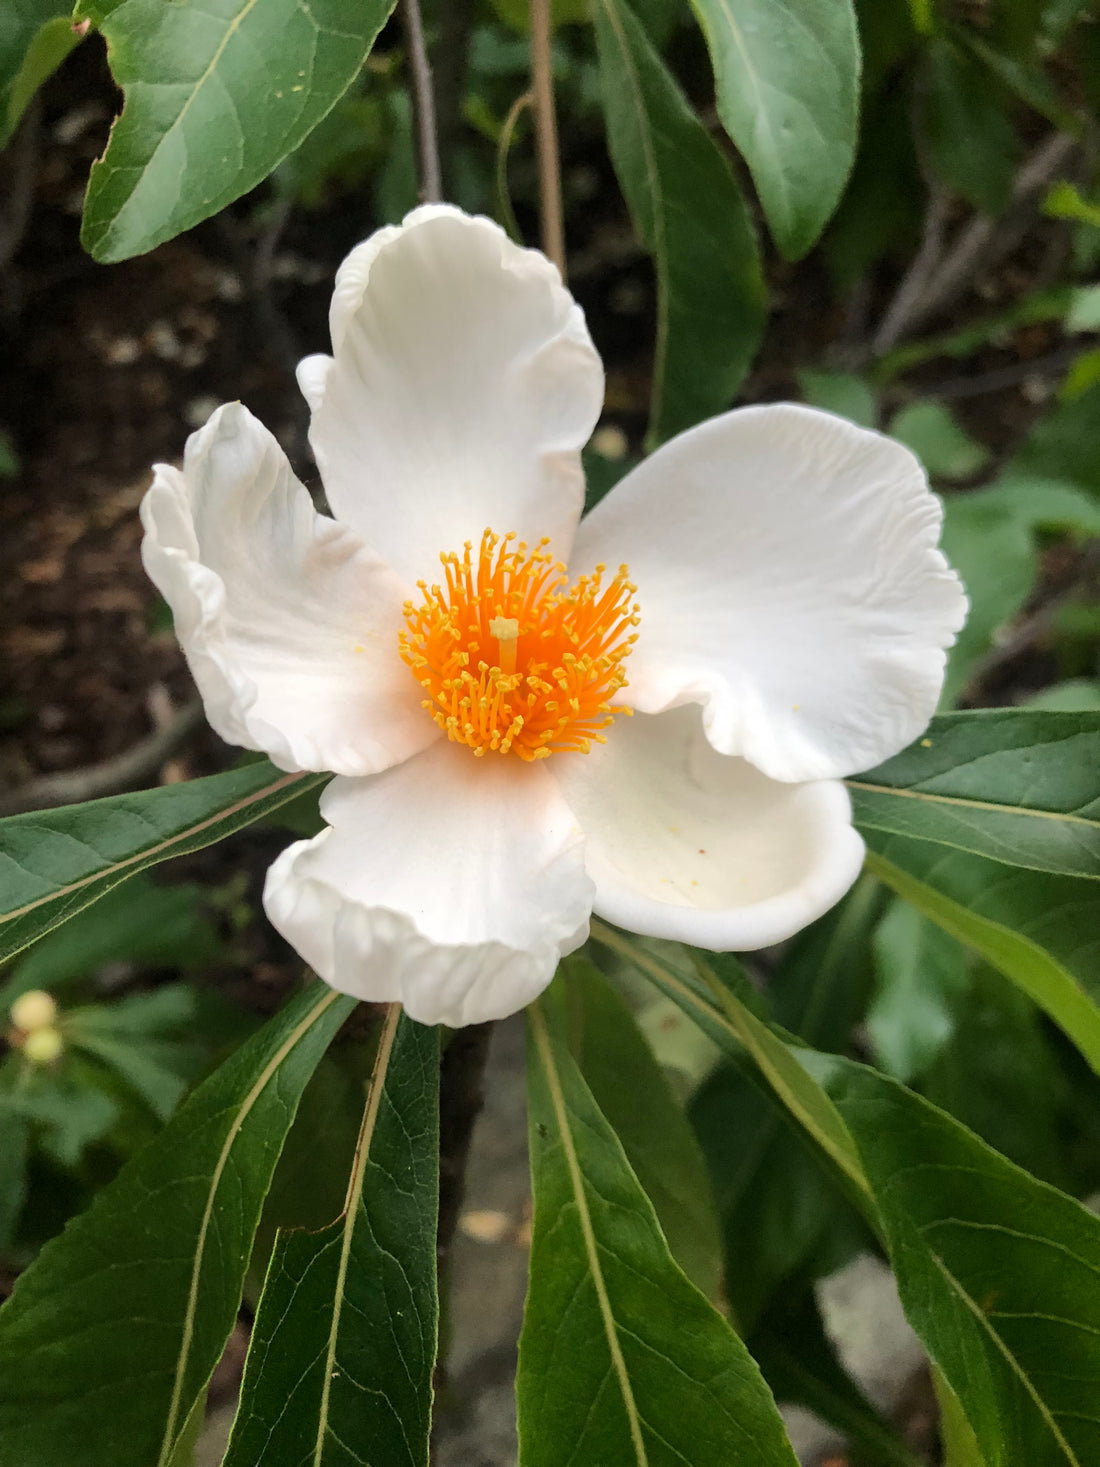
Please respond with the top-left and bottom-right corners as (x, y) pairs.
(921, 738), (933, 747)
(398, 528), (638, 762)
(354, 644), (365, 654)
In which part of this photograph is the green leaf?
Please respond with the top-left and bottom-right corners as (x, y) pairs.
(868, 899), (969, 1082)
(0, 1099), (30, 1252)
(889, 400), (991, 479)
(798, 369), (877, 428)
(865, 835), (1100, 1076)
(1046, 181), (1100, 231)
(0, 761), (325, 964)
(0, 875), (221, 1010)
(0, 3), (82, 144)
(0, 982), (354, 1467)
(847, 711), (1100, 880)
(517, 996), (799, 1467)
(687, 0), (861, 259)
(561, 953), (723, 1299)
(1008, 380), (1100, 493)
(592, 0), (765, 445)
(224, 1007), (439, 1467)
(750, 1290), (924, 1467)
(923, 35), (1018, 215)
(590, 922), (869, 1197)
(831, 1060), (1100, 1467)
(75, 0), (397, 262)
(688, 885), (883, 1329)
(923, 966), (1078, 1190)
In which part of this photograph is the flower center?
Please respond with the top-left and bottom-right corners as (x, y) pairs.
(399, 529), (639, 761)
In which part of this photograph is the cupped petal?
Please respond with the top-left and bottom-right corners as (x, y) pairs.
(551, 706), (866, 951)
(573, 403), (967, 783)
(263, 741), (594, 1027)
(306, 205), (604, 584)
(141, 401), (436, 776)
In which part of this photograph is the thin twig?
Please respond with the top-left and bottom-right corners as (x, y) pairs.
(0, 697), (205, 816)
(433, 0), (475, 196)
(530, 0), (565, 274)
(403, 0), (443, 204)
(871, 132), (1077, 356)
(922, 342), (1085, 402)
(871, 185), (951, 357)
(496, 90), (533, 243)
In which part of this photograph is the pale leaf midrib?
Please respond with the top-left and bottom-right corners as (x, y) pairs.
(2, 771), (312, 929)
(157, 986), (342, 1466)
(531, 1002), (648, 1466)
(312, 1002), (402, 1467)
(929, 1250), (1081, 1466)
(847, 779), (1100, 835)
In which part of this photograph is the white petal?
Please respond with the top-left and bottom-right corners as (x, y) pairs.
(574, 404), (967, 782)
(141, 402), (436, 776)
(263, 742), (594, 1027)
(551, 706), (866, 951)
(306, 205), (604, 584)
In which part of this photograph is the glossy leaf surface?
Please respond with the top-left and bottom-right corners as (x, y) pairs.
(832, 1061), (1100, 1467)
(562, 954), (723, 1299)
(865, 836), (1100, 1075)
(517, 995), (798, 1467)
(225, 1007), (440, 1467)
(688, 0), (861, 258)
(0, 983), (353, 1467)
(0, 761), (325, 963)
(848, 711), (1100, 879)
(592, 0), (765, 444)
(76, 0), (397, 261)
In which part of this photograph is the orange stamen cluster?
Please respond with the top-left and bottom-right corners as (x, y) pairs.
(399, 529), (639, 761)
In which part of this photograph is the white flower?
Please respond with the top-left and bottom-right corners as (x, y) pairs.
(141, 205), (966, 1028)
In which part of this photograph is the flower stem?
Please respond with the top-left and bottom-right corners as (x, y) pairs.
(530, 0), (566, 275)
(402, 0), (443, 204)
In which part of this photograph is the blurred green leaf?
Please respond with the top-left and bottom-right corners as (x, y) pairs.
(750, 1290), (924, 1467)
(868, 899), (969, 1082)
(689, 884), (883, 1329)
(848, 711), (1100, 879)
(592, 0), (765, 445)
(75, 0), (397, 262)
(1008, 380), (1100, 492)
(591, 923), (869, 1197)
(0, 1097), (29, 1251)
(0, 2), (81, 144)
(688, 0), (861, 259)
(960, 28), (1076, 130)
(562, 954), (723, 1300)
(923, 966), (1077, 1189)
(1, 875), (221, 1011)
(1, 1061), (120, 1170)
(831, 1060), (1100, 1467)
(1045, 179), (1100, 230)
(937, 478), (1100, 704)
(225, 1008), (439, 1467)
(517, 995), (799, 1466)
(0, 983), (353, 1467)
(865, 835), (1100, 1076)
(889, 400), (991, 478)
(798, 369), (877, 428)
(1029, 679), (1100, 712)
(923, 35), (1018, 215)
(0, 761), (326, 965)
